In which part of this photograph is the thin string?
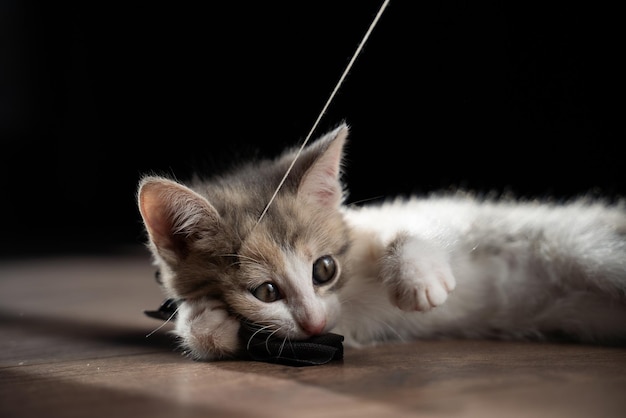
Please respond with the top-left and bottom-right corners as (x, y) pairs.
(255, 0), (391, 227)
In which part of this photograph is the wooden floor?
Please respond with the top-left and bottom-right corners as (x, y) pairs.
(1, 249), (626, 418)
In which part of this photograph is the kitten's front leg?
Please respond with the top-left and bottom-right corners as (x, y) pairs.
(380, 232), (456, 311)
(175, 298), (241, 361)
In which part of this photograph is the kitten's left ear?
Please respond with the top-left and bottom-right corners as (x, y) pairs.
(296, 123), (349, 208)
(137, 176), (223, 264)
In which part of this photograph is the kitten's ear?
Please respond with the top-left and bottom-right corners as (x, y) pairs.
(137, 176), (221, 263)
(296, 123), (349, 208)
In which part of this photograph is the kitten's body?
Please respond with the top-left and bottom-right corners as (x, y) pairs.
(338, 196), (626, 346)
(138, 125), (626, 360)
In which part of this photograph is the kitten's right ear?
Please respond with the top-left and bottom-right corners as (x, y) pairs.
(296, 123), (349, 209)
(137, 176), (221, 264)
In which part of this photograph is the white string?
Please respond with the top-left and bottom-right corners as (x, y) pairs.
(255, 0), (391, 226)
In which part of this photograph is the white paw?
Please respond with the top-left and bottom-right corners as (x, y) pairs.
(392, 259), (456, 311)
(381, 235), (456, 312)
(175, 298), (240, 360)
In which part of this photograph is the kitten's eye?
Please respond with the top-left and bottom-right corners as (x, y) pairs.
(312, 255), (337, 285)
(252, 282), (282, 303)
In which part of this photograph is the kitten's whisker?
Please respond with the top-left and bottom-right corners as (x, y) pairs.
(217, 252), (266, 269)
(246, 323), (275, 351)
(346, 195), (385, 206)
(236, 255), (262, 264)
(277, 335), (292, 358)
(217, 253), (238, 258)
(247, 241), (269, 265)
(375, 317), (407, 343)
(145, 304), (180, 338)
(265, 327), (283, 353)
(219, 253), (262, 265)
(338, 294), (407, 343)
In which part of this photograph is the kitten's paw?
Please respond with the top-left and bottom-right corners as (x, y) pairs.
(175, 298), (241, 361)
(380, 234), (456, 312)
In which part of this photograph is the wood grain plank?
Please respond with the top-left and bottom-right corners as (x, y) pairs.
(1, 253), (625, 418)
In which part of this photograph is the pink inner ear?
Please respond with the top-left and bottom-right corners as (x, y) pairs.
(139, 182), (179, 250)
(138, 178), (222, 259)
(298, 128), (347, 208)
(301, 164), (342, 207)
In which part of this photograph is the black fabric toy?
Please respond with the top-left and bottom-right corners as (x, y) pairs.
(145, 298), (343, 367)
(144, 298), (179, 321)
(238, 320), (343, 366)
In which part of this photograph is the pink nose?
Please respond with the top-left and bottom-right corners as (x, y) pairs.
(299, 319), (327, 336)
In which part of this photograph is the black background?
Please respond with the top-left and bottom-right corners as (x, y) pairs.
(2, 1), (624, 258)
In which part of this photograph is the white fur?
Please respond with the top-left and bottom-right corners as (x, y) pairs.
(176, 298), (241, 360)
(333, 195), (626, 347)
(254, 249), (337, 338)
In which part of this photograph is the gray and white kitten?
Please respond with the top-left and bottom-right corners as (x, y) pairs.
(137, 124), (626, 360)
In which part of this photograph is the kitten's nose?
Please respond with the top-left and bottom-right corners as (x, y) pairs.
(299, 319), (326, 336)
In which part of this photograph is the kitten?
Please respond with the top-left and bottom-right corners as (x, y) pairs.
(137, 123), (626, 360)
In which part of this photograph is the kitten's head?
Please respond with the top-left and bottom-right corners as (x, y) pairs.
(137, 124), (352, 341)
